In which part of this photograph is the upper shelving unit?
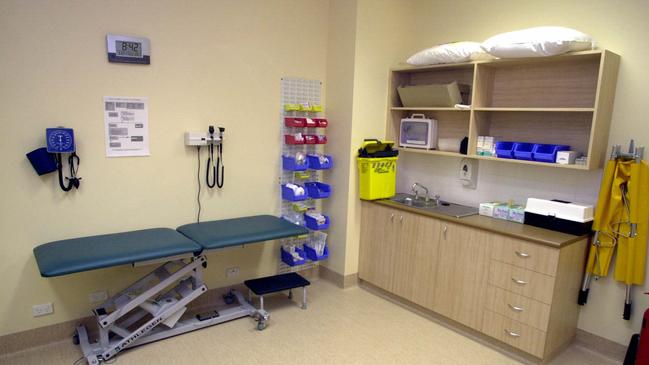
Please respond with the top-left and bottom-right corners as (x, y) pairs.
(390, 107), (469, 111)
(385, 50), (620, 170)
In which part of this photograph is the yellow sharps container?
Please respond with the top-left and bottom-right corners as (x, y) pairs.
(357, 139), (399, 200)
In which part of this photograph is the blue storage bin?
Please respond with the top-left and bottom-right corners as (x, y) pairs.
(281, 184), (308, 201)
(303, 244), (329, 261)
(304, 182), (331, 199)
(304, 214), (330, 230)
(513, 143), (536, 161)
(282, 155), (308, 171)
(281, 246), (307, 266)
(533, 144), (570, 163)
(307, 154), (333, 170)
(495, 141), (516, 159)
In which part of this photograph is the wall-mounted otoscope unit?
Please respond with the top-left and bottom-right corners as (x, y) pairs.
(185, 125), (225, 189)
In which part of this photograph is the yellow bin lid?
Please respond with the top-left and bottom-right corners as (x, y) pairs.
(358, 139), (398, 158)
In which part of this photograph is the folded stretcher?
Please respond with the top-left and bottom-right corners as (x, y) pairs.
(33, 215), (308, 365)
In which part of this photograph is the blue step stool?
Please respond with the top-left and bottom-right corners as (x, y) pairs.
(244, 273), (311, 311)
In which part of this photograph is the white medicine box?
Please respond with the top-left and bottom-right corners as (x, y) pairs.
(556, 150), (579, 165)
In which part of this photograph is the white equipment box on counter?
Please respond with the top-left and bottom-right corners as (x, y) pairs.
(524, 198), (593, 235)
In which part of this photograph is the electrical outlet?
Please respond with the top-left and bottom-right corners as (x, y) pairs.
(89, 290), (109, 303)
(32, 302), (54, 317)
(225, 266), (239, 278)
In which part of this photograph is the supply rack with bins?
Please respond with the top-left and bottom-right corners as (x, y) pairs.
(279, 78), (330, 273)
(386, 50), (620, 170)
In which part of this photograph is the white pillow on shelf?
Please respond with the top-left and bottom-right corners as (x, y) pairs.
(406, 42), (488, 66)
(482, 26), (596, 58)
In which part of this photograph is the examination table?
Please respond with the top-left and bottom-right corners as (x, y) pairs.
(33, 215), (308, 364)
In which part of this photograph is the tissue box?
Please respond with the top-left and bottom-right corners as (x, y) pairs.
(508, 205), (525, 224)
(493, 205), (510, 220)
(479, 202), (502, 217)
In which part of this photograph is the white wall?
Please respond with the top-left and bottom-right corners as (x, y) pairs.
(401, 0), (649, 346)
(397, 157), (602, 208)
(0, 0), (329, 336)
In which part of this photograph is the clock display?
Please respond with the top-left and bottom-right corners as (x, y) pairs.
(116, 41), (142, 58)
(107, 34), (150, 64)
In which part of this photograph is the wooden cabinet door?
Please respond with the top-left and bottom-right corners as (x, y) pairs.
(359, 202), (398, 291)
(433, 222), (490, 330)
(392, 211), (441, 309)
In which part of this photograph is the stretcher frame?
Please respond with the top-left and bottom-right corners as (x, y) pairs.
(76, 255), (267, 365)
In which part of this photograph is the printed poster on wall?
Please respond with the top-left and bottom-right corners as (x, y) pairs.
(103, 96), (150, 157)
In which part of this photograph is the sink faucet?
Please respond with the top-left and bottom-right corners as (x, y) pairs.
(411, 182), (430, 202)
(433, 194), (441, 206)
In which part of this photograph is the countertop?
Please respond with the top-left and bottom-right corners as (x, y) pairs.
(372, 199), (588, 248)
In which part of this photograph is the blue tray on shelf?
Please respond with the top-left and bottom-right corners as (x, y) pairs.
(282, 155), (309, 171)
(281, 184), (308, 201)
(307, 154), (333, 170)
(533, 144), (570, 163)
(304, 214), (330, 230)
(495, 141), (516, 159)
(304, 182), (331, 199)
(280, 246), (307, 266)
(513, 142), (536, 161)
(303, 244), (329, 261)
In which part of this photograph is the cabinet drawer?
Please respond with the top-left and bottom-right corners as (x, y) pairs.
(490, 236), (559, 276)
(488, 261), (555, 304)
(482, 310), (546, 358)
(485, 286), (551, 331)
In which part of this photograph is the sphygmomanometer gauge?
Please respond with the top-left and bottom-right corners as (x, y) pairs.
(46, 128), (75, 153)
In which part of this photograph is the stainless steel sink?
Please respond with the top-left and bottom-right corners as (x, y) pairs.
(391, 194), (437, 208)
(389, 193), (479, 218)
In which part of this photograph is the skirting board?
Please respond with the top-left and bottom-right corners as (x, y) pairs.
(574, 328), (626, 362)
(319, 265), (358, 289)
(358, 280), (625, 364)
(0, 266), (319, 357)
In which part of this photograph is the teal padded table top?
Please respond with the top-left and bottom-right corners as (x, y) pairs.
(177, 215), (308, 250)
(34, 228), (203, 277)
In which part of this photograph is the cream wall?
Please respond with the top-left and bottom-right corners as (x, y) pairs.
(0, 0), (329, 336)
(322, 0), (358, 276)
(342, 0), (418, 275)
(397, 0), (649, 346)
(3, 0), (647, 348)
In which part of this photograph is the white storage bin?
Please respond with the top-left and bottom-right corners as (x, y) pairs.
(525, 198), (593, 222)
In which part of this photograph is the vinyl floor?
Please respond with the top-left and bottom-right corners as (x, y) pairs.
(1, 280), (620, 365)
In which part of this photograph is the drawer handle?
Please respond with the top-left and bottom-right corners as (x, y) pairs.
(400, 215), (404, 223)
(515, 251), (530, 258)
(390, 213), (395, 222)
(511, 277), (528, 285)
(507, 303), (524, 312)
(504, 329), (521, 338)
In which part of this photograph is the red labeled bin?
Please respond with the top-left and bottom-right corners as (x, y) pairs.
(285, 117), (307, 128)
(313, 118), (328, 128)
(285, 134), (305, 145)
(304, 135), (317, 144)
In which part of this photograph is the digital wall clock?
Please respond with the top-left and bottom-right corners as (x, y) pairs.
(107, 34), (150, 64)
